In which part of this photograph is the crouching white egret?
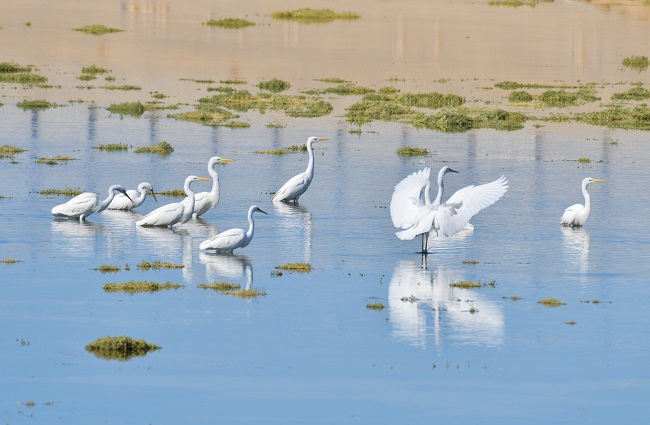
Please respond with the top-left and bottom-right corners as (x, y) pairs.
(136, 176), (209, 227)
(199, 205), (268, 252)
(560, 177), (605, 227)
(51, 185), (132, 221)
(272, 136), (328, 203)
(390, 166), (508, 253)
(181, 156), (234, 219)
(107, 182), (157, 210)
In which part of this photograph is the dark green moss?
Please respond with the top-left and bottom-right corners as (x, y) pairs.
(103, 280), (184, 294)
(74, 25), (124, 35)
(622, 55), (649, 72)
(137, 260), (184, 270)
(396, 146), (429, 157)
(106, 101), (145, 117)
(270, 8), (361, 24)
(16, 99), (58, 110)
(275, 262), (312, 272)
(85, 336), (160, 361)
(134, 141), (174, 155)
(257, 78), (291, 93)
(577, 105), (650, 130)
(204, 18), (255, 29)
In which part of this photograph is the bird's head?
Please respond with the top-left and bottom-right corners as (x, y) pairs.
(113, 186), (133, 203)
(252, 205), (269, 215)
(143, 183), (158, 203)
(307, 136), (329, 145)
(588, 178), (605, 183)
(210, 156), (235, 165)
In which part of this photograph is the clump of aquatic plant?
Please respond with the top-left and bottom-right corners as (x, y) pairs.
(622, 55), (649, 72)
(1, 259), (22, 264)
(396, 146), (429, 157)
(229, 289), (267, 299)
(565, 320), (576, 325)
(508, 90), (534, 103)
(101, 84), (141, 91)
(208, 86), (236, 94)
(266, 122), (287, 128)
(16, 99), (58, 110)
(577, 105), (650, 130)
(85, 336), (160, 361)
(199, 90), (332, 118)
(611, 86), (650, 101)
(198, 282), (266, 298)
(366, 303), (385, 310)
(168, 108), (239, 126)
(396, 92), (465, 109)
(94, 143), (130, 151)
(495, 81), (578, 90)
(220, 79), (246, 85)
(257, 78), (291, 93)
(462, 260), (479, 264)
(488, 0), (541, 8)
(134, 141), (174, 155)
(537, 297), (566, 307)
(324, 84), (374, 96)
(156, 189), (186, 197)
(537, 87), (599, 107)
(270, 8), (361, 24)
(503, 295), (523, 301)
(0, 145), (26, 158)
(204, 18), (255, 29)
(38, 186), (84, 196)
(577, 157), (591, 163)
(410, 108), (527, 132)
(74, 24), (124, 35)
(94, 265), (120, 273)
(275, 262), (312, 272)
(450, 280), (484, 289)
(35, 156), (78, 165)
(107, 101), (145, 117)
(103, 280), (184, 294)
(82, 64), (110, 75)
(0, 61), (47, 85)
(254, 145), (306, 155)
(346, 100), (415, 126)
(318, 77), (350, 84)
(137, 260), (184, 270)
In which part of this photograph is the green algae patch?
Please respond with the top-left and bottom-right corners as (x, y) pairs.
(0, 145), (26, 158)
(537, 87), (599, 107)
(611, 87), (650, 101)
(495, 81), (579, 90)
(103, 280), (184, 294)
(488, 0), (541, 8)
(101, 84), (141, 91)
(622, 55), (649, 72)
(35, 156), (78, 165)
(229, 289), (267, 299)
(323, 84), (375, 96)
(94, 143), (130, 151)
(168, 108), (239, 126)
(537, 297), (566, 307)
(16, 99), (58, 110)
(199, 282), (242, 292)
(94, 264), (120, 273)
(450, 280), (495, 289)
(74, 24), (124, 35)
(462, 260), (479, 265)
(1, 259), (22, 264)
(396, 146), (429, 157)
(137, 260), (184, 270)
(85, 336), (160, 361)
(270, 8), (361, 24)
(107, 101), (145, 117)
(254, 145), (307, 155)
(38, 186), (84, 196)
(204, 18), (255, 29)
(134, 141), (174, 155)
(0, 62), (47, 85)
(276, 262), (312, 272)
(577, 105), (650, 130)
(257, 78), (291, 93)
(508, 90), (534, 103)
(366, 303), (385, 311)
(156, 189), (186, 197)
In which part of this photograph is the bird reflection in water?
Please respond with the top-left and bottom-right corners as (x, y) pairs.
(561, 225), (590, 280)
(272, 202), (313, 263)
(51, 219), (105, 258)
(135, 225), (195, 282)
(199, 252), (253, 291)
(388, 257), (504, 349)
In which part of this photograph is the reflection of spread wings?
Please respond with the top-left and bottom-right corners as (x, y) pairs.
(390, 167), (430, 229)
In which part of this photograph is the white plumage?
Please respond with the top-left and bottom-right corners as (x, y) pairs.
(199, 205), (268, 252)
(51, 185), (131, 221)
(181, 156), (234, 219)
(390, 166), (508, 253)
(272, 136), (328, 203)
(560, 177), (605, 227)
(107, 182), (157, 210)
(136, 176), (209, 227)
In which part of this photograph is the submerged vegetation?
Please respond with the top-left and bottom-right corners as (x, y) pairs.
(254, 145), (307, 155)
(94, 143), (130, 151)
(103, 280), (184, 294)
(270, 8), (361, 24)
(134, 141), (174, 155)
(204, 18), (255, 29)
(198, 282), (267, 298)
(622, 55), (649, 72)
(74, 24), (124, 35)
(396, 146), (429, 157)
(0, 61), (47, 85)
(16, 99), (58, 110)
(0, 145), (26, 158)
(94, 265), (120, 273)
(275, 262), (313, 272)
(85, 336), (160, 361)
(137, 260), (184, 270)
(35, 156), (78, 165)
(537, 297), (566, 307)
(107, 101), (145, 117)
(38, 186), (84, 196)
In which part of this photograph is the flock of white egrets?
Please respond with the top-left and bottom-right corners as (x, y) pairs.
(50, 135), (605, 254)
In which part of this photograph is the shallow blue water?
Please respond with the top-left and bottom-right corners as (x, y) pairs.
(1, 104), (649, 424)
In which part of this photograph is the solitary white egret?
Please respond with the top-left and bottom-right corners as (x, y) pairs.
(199, 205), (268, 252)
(560, 177), (605, 227)
(136, 176), (210, 227)
(272, 136), (328, 203)
(390, 166), (508, 253)
(181, 156), (234, 218)
(107, 182), (157, 210)
(51, 185), (132, 221)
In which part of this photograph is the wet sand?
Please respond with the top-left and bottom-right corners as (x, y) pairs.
(1, 0), (649, 114)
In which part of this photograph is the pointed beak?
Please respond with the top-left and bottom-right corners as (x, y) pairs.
(449, 168), (459, 173)
(593, 179), (605, 182)
(317, 138), (329, 141)
(121, 189), (133, 203)
(151, 189), (158, 203)
(258, 208), (269, 215)
(221, 158), (235, 163)
(198, 177), (211, 181)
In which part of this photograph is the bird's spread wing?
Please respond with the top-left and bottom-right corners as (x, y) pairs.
(200, 228), (245, 250)
(434, 176), (508, 237)
(52, 194), (97, 216)
(390, 167), (430, 229)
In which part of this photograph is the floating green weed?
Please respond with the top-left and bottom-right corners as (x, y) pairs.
(228, 289), (267, 299)
(94, 143), (130, 151)
(537, 297), (566, 307)
(324, 84), (374, 96)
(537, 87), (599, 107)
(495, 81), (579, 90)
(396, 146), (429, 157)
(74, 24), (124, 35)
(220, 79), (246, 85)
(85, 336), (160, 361)
(107, 101), (145, 117)
(622, 55), (649, 72)
(204, 18), (255, 29)
(199, 282), (241, 292)
(0, 61), (47, 85)
(577, 157), (591, 163)
(565, 320), (576, 325)
(16, 99), (58, 110)
(488, 0), (540, 8)
(82, 64), (110, 75)
(94, 265), (120, 273)
(258, 78), (291, 93)
(156, 189), (185, 197)
(577, 105), (650, 130)
(450, 280), (483, 289)
(168, 108), (239, 126)
(1, 259), (22, 264)
(508, 90), (534, 103)
(366, 303), (385, 310)
(270, 8), (361, 24)
(0, 145), (26, 158)
(103, 280), (184, 294)
(137, 260), (184, 270)
(318, 77), (350, 84)
(101, 84), (141, 91)
(462, 260), (479, 264)
(38, 186), (84, 196)
(611, 87), (650, 101)
(275, 262), (312, 272)
(134, 141), (174, 155)
(254, 145), (306, 155)
(35, 156), (78, 164)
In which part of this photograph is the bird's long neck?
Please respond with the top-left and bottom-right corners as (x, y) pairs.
(305, 140), (315, 180)
(424, 182), (432, 205)
(433, 173), (445, 206)
(209, 162), (220, 199)
(246, 209), (256, 239)
(98, 187), (118, 212)
(184, 180), (195, 214)
(582, 182), (591, 213)
(135, 187), (147, 204)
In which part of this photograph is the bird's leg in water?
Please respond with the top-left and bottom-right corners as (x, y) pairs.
(421, 232), (429, 254)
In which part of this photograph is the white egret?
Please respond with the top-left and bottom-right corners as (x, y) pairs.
(390, 166), (508, 253)
(51, 185), (132, 221)
(272, 136), (328, 203)
(199, 205), (268, 252)
(136, 176), (210, 227)
(107, 182), (157, 210)
(181, 156), (234, 218)
(560, 177), (605, 227)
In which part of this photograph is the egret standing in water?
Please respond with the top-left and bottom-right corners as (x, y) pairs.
(136, 175), (210, 227)
(560, 177), (605, 227)
(181, 156), (234, 219)
(390, 166), (508, 253)
(51, 185), (132, 221)
(199, 205), (268, 252)
(107, 182), (157, 210)
(272, 136), (328, 203)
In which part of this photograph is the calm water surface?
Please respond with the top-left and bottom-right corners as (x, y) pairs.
(1, 104), (650, 424)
